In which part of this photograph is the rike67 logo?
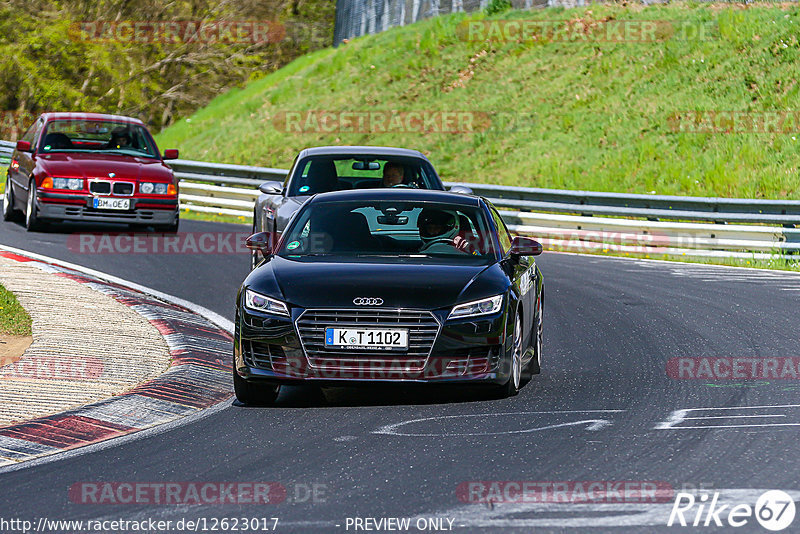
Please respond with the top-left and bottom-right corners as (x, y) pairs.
(668, 490), (796, 531)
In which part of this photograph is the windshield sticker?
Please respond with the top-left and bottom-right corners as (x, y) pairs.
(287, 241), (301, 250)
(299, 185), (310, 193)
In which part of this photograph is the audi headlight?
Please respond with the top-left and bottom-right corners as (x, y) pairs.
(52, 177), (83, 190)
(244, 289), (290, 317)
(449, 294), (504, 319)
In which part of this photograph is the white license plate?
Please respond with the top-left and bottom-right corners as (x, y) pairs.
(325, 327), (408, 350)
(93, 197), (130, 210)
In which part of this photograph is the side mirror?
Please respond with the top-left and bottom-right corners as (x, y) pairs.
(246, 232), (273, 254)
(509, 236), (543, 258)
(259, 181), (283, 195)
(449, 185), (474, 195)
(163, 149), (179, 160)
(16, 140), (31, 152)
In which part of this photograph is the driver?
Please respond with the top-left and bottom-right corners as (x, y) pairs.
(417, 208), (469, 254)
(382, 162), (405, 187)
(108, 128), (132, 149)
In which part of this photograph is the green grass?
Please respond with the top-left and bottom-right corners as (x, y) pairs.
(0, 284), (31, 336)
(156, 2), (800, 199)
(179, 209), (251, 227)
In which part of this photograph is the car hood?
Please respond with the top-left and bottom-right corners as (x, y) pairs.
(38, 153), (173, 181)
(246, 256), (509, 310)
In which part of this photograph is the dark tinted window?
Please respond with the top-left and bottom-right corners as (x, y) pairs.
(21, 119), (42, 144)
(277, 200), (496, 262)
(491, 207), (513, 255)
(39, 120), (158, 158)
(288, 156), (440, 196)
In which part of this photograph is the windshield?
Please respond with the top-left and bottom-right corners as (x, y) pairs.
(277, 200), (497, 263)
(287, 156), (440, 195)
(38, 119), (159, 158)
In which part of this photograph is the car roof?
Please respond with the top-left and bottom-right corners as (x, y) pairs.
(40, 112), (145, 125)
(309, 188), (482, 207)
(298, 146), (428, 160)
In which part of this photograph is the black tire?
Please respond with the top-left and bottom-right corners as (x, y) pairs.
(493, 312), (523, 398)
(529, 292), (543, 375)
(3, 176), (18, 222)
(25, 179), (42, 232)
(233, 368), (280, 406)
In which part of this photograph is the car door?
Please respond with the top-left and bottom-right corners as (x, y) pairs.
(10, 118), (42, 203)
(490, 205), (535, 351)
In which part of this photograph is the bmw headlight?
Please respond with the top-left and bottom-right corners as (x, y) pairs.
(449, 294), (504, 319)
(244, 289), (290, 317)
(52, 177), (83, 190)
(140, 182), (171, 194)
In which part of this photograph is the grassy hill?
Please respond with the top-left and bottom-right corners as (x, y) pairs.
(156, 3), (800, 199)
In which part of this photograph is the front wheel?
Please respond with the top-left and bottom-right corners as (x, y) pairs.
(3, 176), (18, 221)
(233, 368), (280, 406)
(529, 293), (543, 375)
(493, 313), (523, 398)
(25, 180), (42, 232)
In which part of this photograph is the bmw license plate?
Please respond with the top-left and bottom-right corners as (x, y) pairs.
(325, 328), (408, 350)
(93, 197), (130, 210)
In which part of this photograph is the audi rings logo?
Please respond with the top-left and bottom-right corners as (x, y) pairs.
(353, 297), (384, 306)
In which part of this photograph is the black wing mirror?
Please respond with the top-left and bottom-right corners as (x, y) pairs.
(259, 181), (283, 195)
(246, 232), (273, 258)
(509, 236), (543, 259)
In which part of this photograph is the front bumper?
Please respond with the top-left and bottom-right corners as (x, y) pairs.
(234, 306), (511, 385)
(37, 191), (178, 225)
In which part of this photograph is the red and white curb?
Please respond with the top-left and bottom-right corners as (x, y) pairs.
(0, 250), (232, 466)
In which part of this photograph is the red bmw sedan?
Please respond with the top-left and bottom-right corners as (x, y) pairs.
(3, 112), (180, 232)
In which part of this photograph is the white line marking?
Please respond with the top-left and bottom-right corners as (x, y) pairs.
(373, 410), (624, 436)
(0, 244), (234, 332)
(683, 415), (786, 419)
(656, 404), (800, 430)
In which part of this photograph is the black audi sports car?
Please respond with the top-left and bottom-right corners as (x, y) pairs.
(234, 189), (544, 405)
(250, 146), (472, 268)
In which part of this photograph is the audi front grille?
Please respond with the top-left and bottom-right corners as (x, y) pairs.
(295, 309), (440, 371)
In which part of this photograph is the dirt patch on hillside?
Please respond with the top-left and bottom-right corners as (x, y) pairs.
(0, 335), (32, 367)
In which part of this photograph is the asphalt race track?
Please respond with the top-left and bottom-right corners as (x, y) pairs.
(2, 218), (800, 532)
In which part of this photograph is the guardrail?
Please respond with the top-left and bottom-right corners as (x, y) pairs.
(0, 140), (13, 166)
(1, 139), (798, 258)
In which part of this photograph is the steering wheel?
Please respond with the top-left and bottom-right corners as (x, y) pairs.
(421, 238), (465, 253)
